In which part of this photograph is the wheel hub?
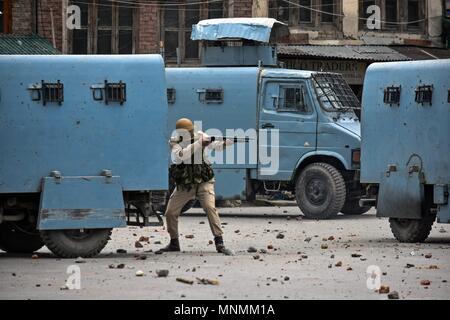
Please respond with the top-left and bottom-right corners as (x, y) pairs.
(305, 178), (328, 205)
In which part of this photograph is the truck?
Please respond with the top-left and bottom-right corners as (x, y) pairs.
(0, 54), (168, 257)
(166, 18), (366, 219)
(360, 59), (450, 242)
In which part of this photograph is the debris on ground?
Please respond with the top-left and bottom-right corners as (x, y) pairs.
(139, 236), (149, 242)
(304, 237), (312, 243)
(253, 255), (260, 260)
(260, 249), (267, 254)
(321, 244), (328, 249)
(116, 249), (127, 254)
(31, 254), (39, 259)
(135, 270), (144, 277)
(156, 269), (169, 277)
(135, 255), (147, 260)
(379, 285), (390, 294)
(328, 236), (335, 241)
(424, 254), (432, 259)
(116, 263), (125, 269)
(276, 233), (285, 239)
(335, 261), (342, 267)
(185, 235), (194, 239)
(135, 241), (143, 248)
(351, 253), (362, 258)
(75, 257), (86, 263)
(108, 264), (115, 269)
(388, 291), (399, 299)
(197, 278), (220, 285)
(247, 246), (257, 253)
(267, 245), (274, 250)
(284, 276), (290, 281)
(420, 280), (431, 286)
(405, 263), (415, 268)
(177, 277), (194, 285)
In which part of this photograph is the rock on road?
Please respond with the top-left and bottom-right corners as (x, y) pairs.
(0, 207), (449, 300)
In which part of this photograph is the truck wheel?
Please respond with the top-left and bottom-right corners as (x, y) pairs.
(40, 229), (112, 258)
(389, 216), (435, 243)
(341, 200), (371, 215)
(0, 222), (44, 253)
(295, 163), (346, 219)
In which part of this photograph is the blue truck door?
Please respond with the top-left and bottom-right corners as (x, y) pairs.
(258, 78), (317, 180)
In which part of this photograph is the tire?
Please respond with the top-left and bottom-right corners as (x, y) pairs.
(295, 163), (346, 219)
(389, 216), (435, 243)
(0, 222), (44, 253)
(341, 200), (371, 215)
(40, 229), (112, 258)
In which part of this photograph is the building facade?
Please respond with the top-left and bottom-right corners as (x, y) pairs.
(1, 1), (449, 74)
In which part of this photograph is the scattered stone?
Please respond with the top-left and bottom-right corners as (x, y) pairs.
(199, 221), (205, 224)
(108, 264), (115, 269)
(347, 267), (353, 271)
(116, 249), (127, 254)
(328, 264), (332, 268)
(135, 241), (143, 248)
(284, 276), (290, 281)
(286, 215), (290, 219)
(154, 241), (161, 245)
(424, 254), (432, 259)
(420, 280), (431, 286)
(276, 233), (285, 239)
(428, 265), (439, 269)
(405, 263), (415, 268)
(117, 263), (125, 269)
(267, 245), (274, 250)
(36, 284), (41, 287)
(135, 255), (147, 260)
(197, 278), (219, 285)
(177, 277), (194, 285)
(301, 255), (308, 259)
(330, 254), (335, 259)
(247, 246), (257, 253)
(321, 244), (328, 249)
(31, 254), (39, 259)
(379, 285), (390, 294)
(139, 236), (149, 242)
(388, 291), (399, 299)
(60, 285), (69, 291)
(351, 253), (362, 258)
(11, 273), (16, 277)
(135, 270), (144, 277)
(75, 257), (86, 264)
(156, 269), (169, 277)
(328, 236), (335, 241)
(185, 235), (194, 239)
(304, 237), (312, 242)
(260, 249), (267, 254)
(253, 255), (260, 260)
(234, 230), (240, 233)
(335, 261), (342, 267)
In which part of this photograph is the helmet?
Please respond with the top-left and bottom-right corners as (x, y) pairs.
(175, 118), (194, 132)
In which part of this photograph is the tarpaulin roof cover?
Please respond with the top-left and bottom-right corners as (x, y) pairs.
(191, 18), (290, 43)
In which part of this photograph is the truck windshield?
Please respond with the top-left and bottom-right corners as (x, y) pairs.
(312, 73), (360, 112)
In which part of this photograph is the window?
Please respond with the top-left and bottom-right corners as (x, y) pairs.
(359, 0), (425, 33)
(299, 0), (312, 23)
(278, 85), (309, 113)
(70, 0), (136, 54)
(161, 1), (227, 64)
(0, 0), (11, 33)
(321, 0), (334, 23)
(269, 0), (342, 31)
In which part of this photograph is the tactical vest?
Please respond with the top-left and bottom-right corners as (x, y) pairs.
(170, 144), (214, 191)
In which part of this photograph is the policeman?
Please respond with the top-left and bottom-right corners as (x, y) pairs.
(157, 118), (233, 254)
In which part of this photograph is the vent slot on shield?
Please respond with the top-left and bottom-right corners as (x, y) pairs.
(197, 88), (224, 104)
(383, 86), (401, 106)
(167, 88), (176, 104)
(448, 89), (450, 103)
(29, 80), (64, 106)
(415, 85), (433, 105)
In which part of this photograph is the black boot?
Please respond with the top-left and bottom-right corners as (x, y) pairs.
(214, 236), (225, 253)
(156, 238), (180, 253)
